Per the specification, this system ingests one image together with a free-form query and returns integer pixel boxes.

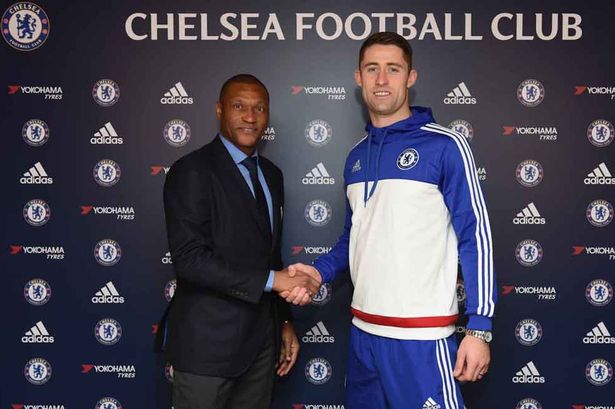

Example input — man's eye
[233,103,242,109]
[256,106,265,112]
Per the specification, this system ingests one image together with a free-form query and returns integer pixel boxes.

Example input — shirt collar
[218,133,259,165]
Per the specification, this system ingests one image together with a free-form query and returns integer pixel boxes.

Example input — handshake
[273,263,322,306]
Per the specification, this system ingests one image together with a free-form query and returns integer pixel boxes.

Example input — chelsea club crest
[397,148,419,170]
[2,2,50,51]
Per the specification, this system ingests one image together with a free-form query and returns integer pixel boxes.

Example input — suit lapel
[210,137,271,239]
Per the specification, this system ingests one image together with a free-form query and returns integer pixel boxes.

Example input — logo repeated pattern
[5,4,615,408]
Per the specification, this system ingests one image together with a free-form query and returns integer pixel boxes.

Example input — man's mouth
[373,91,391,97]
[239,127,258,133]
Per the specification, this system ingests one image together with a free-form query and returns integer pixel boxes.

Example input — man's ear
[355,69,362,88]
[215,101,222,119]
[407,69,418,88]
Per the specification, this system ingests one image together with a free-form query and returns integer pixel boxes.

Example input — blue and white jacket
[313,107,496,340]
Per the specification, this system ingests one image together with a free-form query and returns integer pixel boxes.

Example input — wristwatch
[465,329,493,343]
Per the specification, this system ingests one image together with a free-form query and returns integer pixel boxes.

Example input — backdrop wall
[2,1,614,408]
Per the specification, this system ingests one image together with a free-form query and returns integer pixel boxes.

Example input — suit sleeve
[313,195,352,284]
[163,160,268,304]
[441,137,497,331]
[273,173,292,322]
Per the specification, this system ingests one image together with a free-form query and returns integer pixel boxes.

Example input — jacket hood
[365,106,435,142]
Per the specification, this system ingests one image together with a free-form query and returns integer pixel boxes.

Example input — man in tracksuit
[284,32,496,409]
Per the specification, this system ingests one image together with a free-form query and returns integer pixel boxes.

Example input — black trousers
[172,322,276,409]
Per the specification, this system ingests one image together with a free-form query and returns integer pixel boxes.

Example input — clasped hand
[273,263,322,306]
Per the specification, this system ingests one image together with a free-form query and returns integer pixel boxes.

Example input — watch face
[467,330,492,343]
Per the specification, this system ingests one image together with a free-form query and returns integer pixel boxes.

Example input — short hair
[219,74,269,102]
[358,32,413,70]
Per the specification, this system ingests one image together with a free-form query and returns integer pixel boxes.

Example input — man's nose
[376,69,388,85]
[243,107,257,122]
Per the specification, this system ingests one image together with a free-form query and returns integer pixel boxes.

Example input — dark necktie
[241,156,272,239]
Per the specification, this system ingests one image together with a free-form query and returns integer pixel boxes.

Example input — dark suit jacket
[162,136,290,377]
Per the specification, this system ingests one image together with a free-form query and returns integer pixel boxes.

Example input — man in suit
[163,74,321,409]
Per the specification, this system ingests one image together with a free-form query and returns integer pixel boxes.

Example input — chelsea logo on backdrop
[22,119,49,146]
[92,79,120,107]
[456,280,466,305]
[515,318,543,346]
[95,397,123,409]
[305,120,332,147]
[517,79,545,107]
[587,119,614,148]
[94,239,122,266]
[95,318,123,345]
[516,160,543,187]
[515,399,542,409]
[305,357,332,385]
[311,283,332,306]
[397,148,419,170]
[585,358,613,386]
[586,279,613,307]
[2,2,50,51]
[165,362,174,382]
[24,278,51,306]
[304,200,332,227]
[586,199,613,227]
[23,199,50,226]
[164,279,177,302]
[448,119,474,142]
[163,119,191,147]
[93,159,121,187]
[515,239,543,267]
[24,357,52,385]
